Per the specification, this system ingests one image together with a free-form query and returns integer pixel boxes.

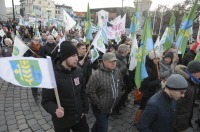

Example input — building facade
[0,0,8,21]
[55,4,72,19]
[20,0,55,19]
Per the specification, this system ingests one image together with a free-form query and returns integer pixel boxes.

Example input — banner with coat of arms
[0,57,56,89]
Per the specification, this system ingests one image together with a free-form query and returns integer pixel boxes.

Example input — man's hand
[55,107,64,118]
[79,60,84,66]
[81,113,85,118]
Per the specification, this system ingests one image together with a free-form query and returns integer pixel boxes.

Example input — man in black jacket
[77,43,92,84]
[42,35,58,61]
[42,41,89,132]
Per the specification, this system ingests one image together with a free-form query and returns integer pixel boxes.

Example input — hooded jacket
[86,63,123,114]
[175,65,197,131]
[42,61,89,128]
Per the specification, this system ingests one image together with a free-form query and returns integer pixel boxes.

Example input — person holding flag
[133,51,161,125]
[24,35,44,100]
[42,41,89,132]
[42,35,59,61]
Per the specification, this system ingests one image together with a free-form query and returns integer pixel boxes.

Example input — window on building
[48,2,50,5]
[39,1,41,4]
[58,11,60,14]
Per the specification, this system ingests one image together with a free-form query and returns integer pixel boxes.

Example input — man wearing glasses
[137,74,188,132]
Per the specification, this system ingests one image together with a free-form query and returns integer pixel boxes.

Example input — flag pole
[54,88,61,108]
[153,48,160,79]
[83,44,92,61]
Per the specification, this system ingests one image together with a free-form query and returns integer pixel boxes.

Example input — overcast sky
[6,0,185,11]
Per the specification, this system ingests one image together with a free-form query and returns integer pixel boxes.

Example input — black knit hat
[60,41,78,61]
[164,52,174,60]
[187,60,200,73]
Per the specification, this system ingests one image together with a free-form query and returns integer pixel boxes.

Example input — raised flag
[92,29,106,53]
[62,9,76,31]
[85,3,93,44]
[180,0,198,30]
[0,56,56,89]
[163,12,175,51]
[129,34,138,71]
[130,0,140,36]
[135,15,153,88]
[90,48,99,63]
[0,29,5,37]
[12,37,29,57]
[176,14,191,56]
[52,28,58,38]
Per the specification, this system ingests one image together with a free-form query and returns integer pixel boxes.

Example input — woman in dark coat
[133,51,161,125]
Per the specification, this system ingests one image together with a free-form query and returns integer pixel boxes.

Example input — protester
[42,35,59,61]
[77,43,92,84]
[114,44,130,115]
[181,41,199,66]
[86,52,123,132]
[175,60,200,131]
[159,51,174,80]
[42,41,89,132]
[133,51,161,125]
[137,74,188,132]
[24,35,44,100]
[1,38,13,57]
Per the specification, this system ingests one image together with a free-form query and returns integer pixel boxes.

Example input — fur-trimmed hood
[175,65,190,80]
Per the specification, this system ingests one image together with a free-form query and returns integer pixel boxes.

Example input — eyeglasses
[178,90,186,95]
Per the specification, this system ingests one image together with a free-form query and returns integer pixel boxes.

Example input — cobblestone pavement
[0,78,199,132]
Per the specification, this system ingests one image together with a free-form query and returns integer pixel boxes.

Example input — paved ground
[0,77,200,132]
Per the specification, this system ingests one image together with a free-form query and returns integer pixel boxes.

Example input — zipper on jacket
[110,73,117,113]
[70,74,79,122]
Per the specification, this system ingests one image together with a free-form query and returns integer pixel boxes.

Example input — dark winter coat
[137,90,176,132]
[115,52,128,79]
[175,65,197,131]
[78,56,92,84]
[41,61,89,128]
[86,63,123,114]
[181,50,196,66]
[1,46,13,57]
[140,57,161,98]
[42,42,58,61]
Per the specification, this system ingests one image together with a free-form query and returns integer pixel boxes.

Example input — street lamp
[121,0,124,16]
[12,0,15,21]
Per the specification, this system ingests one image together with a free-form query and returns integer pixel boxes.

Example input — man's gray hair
[118,44,129,54]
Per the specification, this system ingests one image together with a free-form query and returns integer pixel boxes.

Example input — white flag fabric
[153,35,161,57]
[52,28,58,38]
[58,37,66,48]
[129,34,138,71]
[92,29,106,53]
[12,36,29,57]
[0,56,56,89]
[155,27,168,55]
[63,9,76,30]
[0,29,5,37]
[90,48,99,63]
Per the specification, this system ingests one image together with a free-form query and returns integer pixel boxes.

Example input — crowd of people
[0,20,200,132]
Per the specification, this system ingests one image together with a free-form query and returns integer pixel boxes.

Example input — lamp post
[12,0,15,21]
[121,0,124,16]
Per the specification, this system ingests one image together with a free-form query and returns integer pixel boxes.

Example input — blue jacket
[137,90,176,132]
